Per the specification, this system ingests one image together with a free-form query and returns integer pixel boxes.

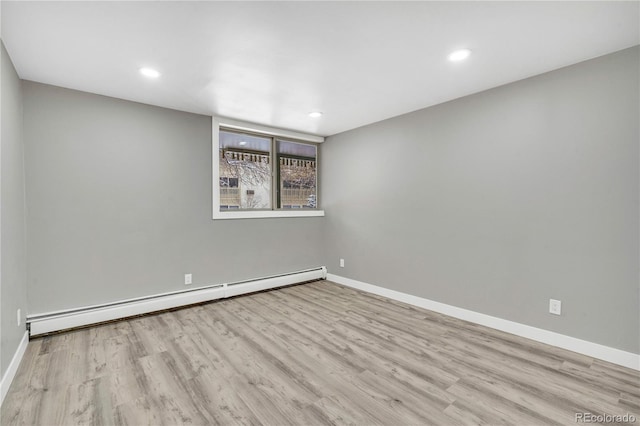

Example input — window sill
[212,210,325,220]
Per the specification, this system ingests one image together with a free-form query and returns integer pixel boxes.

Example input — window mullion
[272,137,279,210]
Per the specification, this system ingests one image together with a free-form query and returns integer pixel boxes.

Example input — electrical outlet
[184,273,192,285]
[549,299,562,315]
[340,258,345,268]
[17,309,21,326]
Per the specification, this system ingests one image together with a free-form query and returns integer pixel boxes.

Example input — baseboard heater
[27,266,327,337]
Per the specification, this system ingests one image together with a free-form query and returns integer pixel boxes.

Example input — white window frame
[212,116,325,220]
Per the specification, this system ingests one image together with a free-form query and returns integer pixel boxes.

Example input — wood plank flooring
[2,280,639,425]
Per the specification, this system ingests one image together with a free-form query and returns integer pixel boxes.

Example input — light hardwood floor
[2,280,639,425]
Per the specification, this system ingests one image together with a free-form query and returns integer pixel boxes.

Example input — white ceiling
[2,1,638,137]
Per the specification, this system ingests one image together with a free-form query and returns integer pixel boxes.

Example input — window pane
[219,130,272,210]
[277,140,317,209]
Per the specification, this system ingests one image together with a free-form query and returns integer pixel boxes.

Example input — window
[219,130,272,209]
[215,124,322,219]
[278,140,317,209]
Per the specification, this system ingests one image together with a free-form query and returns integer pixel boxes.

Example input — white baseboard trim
[28,267,327,336]
[327,273,640,371]
[1,331,29,405]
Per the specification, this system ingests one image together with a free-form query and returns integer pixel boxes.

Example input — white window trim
[212,116,325,220]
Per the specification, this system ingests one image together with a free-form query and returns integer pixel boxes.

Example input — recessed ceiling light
[448,49,471,62]
[239,141,247,146]
[309,111,323,118]
[139,67,161,78]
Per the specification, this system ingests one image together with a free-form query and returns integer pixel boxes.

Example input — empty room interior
[1,1,639,425]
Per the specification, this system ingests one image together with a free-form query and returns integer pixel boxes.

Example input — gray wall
[23,82,324,314]
[1,41,27,377]
[321,47,639,354]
